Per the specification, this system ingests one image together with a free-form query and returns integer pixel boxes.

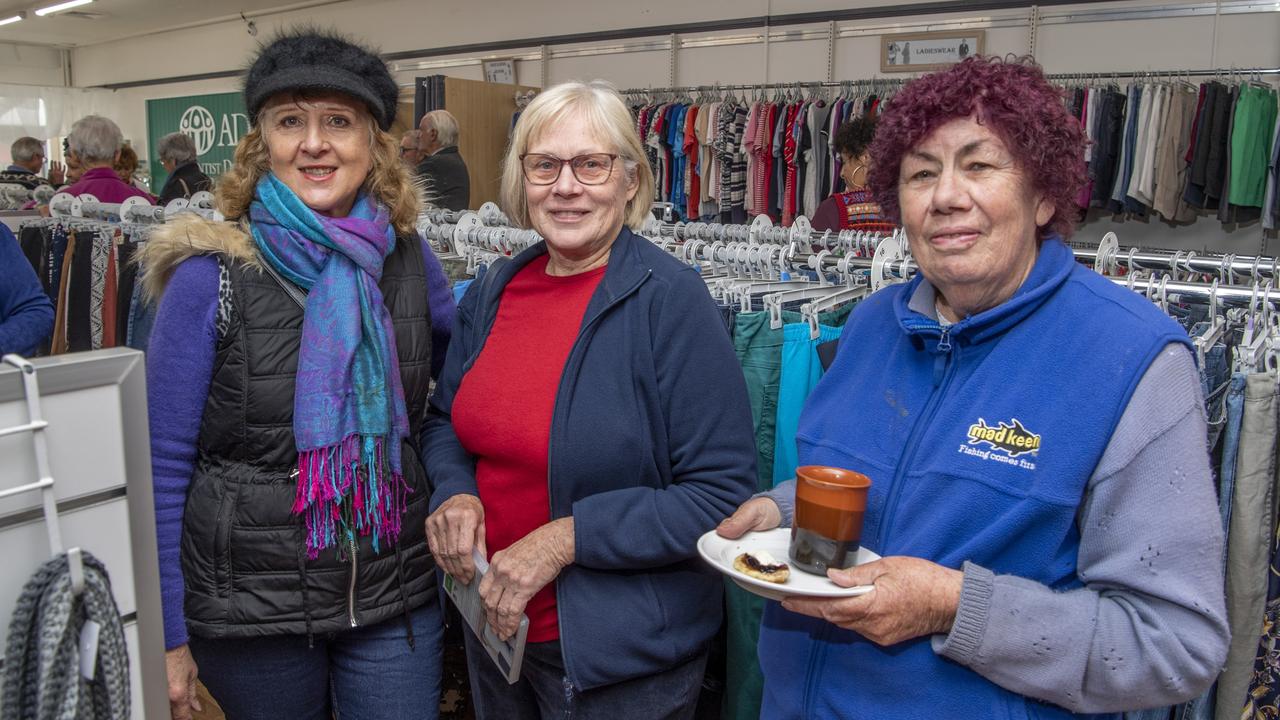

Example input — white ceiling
[0,0,350,48]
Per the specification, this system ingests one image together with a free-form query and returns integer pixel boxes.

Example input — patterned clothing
[89,232,108,350]
[810,188,897,233]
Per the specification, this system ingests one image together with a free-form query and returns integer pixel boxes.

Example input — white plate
[697,528,879,602]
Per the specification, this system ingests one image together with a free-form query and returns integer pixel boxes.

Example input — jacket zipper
[547,269,652,687]
[800,325,956,718]
[800,625,831,717]
[876,324,956,548]
[347,532,360,628]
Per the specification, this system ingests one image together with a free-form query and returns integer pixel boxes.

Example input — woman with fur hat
[140,29,453,720]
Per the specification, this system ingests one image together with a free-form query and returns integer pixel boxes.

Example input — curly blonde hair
[217,98,420,236]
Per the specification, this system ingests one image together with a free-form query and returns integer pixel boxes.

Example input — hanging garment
[89,230,108,350]
[66,230,93,353]
[1242,462,1280,717]
[1263,111,1280,231]
[769,102,785,221]
[808,101,834,216]
[1216,372,1279,720]
[49,232,75,356]
[1218,85,1245,224]
[1090,90,1127,208]
[0,551,130,720]
[1204,84,1233,206]
[723,582,766,720]
[720,103,748,221]
[781,103,800,226]
[1185,82,1223,209]
[1075,87,1093,209]
[684,104,701,220]
[772,321,843,486]
[115,241,138,347]
[1228,85,1278,208]
[1152,84,1199,223]
[102,236,118,349]
[742,103,760,215]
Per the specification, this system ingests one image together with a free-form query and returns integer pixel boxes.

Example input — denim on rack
[125,278,157,352]
[715,302,737,335]
[1125,704,1172,720]
[1189,322,1230,451]
[1167,302,1209,333]
[1219,373,1249,533]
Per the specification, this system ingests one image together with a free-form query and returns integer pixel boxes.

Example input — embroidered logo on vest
[959,418,1041,470]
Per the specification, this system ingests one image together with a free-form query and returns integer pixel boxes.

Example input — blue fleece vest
[758,238,1190,720]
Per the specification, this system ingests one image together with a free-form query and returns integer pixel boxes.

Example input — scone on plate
[734,549,790,584]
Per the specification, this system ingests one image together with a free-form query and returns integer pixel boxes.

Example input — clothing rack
[419,201,509,229]
[46,191,221,225]
[422,213,1280,308]
[619,67,1280,96]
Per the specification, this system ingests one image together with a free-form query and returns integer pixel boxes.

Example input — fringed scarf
[249,174,411,560]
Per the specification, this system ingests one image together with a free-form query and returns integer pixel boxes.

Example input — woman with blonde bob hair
[138,28,454,720]
[423,80,755,718]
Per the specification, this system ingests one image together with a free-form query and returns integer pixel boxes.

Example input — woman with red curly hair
[718,56,1228,718]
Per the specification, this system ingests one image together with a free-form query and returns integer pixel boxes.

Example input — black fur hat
[244,28,398,130]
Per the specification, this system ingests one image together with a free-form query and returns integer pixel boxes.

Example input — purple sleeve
[421,238,455,379]
[146,256,219,650]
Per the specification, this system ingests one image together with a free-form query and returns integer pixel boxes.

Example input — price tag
[79,620,101,680]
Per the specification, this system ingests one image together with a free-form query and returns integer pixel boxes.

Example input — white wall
[63,0,1280,251]
[0,42,63,86]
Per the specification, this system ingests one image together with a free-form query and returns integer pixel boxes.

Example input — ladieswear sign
[146,92,250,192]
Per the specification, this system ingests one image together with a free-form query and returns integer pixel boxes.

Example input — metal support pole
[826,20,837,83]
[669,33,679,87]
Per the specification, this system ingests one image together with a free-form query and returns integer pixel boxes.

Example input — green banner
[145,92,249,194]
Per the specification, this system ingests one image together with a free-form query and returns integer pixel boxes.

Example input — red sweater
[450,254,606,642]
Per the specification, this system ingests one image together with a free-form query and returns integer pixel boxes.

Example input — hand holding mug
[790,466,870,575]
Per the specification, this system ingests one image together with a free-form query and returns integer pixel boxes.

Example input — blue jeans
[190,598,443,720]
[1218,373,1248,535]
[463,625,707,720]
[1188,323,1229,451]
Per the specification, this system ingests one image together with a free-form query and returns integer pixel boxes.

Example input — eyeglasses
[520,153,617,186]
[399,147,416,156]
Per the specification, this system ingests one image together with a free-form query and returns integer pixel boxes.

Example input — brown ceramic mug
[789,466,872,575]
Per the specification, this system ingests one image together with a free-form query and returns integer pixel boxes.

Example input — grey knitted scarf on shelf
[1,551,130,720]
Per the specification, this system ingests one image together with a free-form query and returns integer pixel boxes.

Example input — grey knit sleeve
[757,479,796,527]
[933,343,1230,713]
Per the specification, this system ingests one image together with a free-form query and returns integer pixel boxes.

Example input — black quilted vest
[181,233,435,639]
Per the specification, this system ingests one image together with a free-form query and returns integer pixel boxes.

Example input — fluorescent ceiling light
[0,14,22,25]
[34,0,92,17]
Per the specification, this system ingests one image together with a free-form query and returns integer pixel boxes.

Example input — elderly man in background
[62,115,154,203]
[155,132,212,206]
[416,109,470,210]
[400,129,423,169]
[1,136,64,190]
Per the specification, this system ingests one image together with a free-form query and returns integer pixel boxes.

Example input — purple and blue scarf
[249,173,410,559]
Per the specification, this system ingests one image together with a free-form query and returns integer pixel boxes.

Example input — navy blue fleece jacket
[0,224,54,356]
[421,227,757,691]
